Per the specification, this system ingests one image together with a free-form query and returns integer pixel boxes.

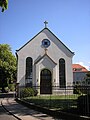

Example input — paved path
[0,99,17,120]
[2,98,59,120]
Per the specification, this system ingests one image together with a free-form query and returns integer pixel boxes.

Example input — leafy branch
[0,0,8,12]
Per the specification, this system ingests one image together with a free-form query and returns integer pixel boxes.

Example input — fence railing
[16,85,90,117]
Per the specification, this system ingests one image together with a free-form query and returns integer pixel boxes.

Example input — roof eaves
[46,28,74,55]
[16,27,74,55]
[16,28,46,52]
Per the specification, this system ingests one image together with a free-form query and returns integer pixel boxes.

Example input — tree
[0,44,16,92]
[0,0,8,12]
[86,71,90,77]
[86,71,90,85]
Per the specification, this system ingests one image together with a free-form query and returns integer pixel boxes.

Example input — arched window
[25,57,33,86]
[59,58,66,88]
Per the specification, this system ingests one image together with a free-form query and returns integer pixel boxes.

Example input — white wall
[17,28,74,87]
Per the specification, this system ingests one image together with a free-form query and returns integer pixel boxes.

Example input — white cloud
[75,62,89,70]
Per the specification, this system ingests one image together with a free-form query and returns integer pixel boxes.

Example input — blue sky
[0,0,90,69]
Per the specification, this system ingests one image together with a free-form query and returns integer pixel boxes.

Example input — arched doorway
[40,69,52,94]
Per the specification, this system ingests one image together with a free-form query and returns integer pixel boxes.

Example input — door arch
[40,69,52,94]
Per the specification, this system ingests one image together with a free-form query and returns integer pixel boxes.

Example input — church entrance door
[40,69,52,94]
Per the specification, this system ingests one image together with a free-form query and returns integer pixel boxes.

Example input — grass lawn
[23,94,80,110]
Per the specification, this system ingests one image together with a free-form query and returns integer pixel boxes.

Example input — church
[16,22,74,95]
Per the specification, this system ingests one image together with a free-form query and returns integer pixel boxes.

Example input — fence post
[86,87,90,116]
[15,83,19,98]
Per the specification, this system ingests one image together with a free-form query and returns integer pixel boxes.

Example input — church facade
[16,26,74,95]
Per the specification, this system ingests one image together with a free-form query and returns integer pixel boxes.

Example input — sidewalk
[2,98,56,120]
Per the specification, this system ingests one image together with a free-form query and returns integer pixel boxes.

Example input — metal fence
[16,85,90,117]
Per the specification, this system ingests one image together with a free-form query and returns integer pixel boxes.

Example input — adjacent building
[72,64,88,85]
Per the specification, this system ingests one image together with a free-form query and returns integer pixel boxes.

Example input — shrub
[4,87,9,92]
[8,84,15,91]
[20,87,38,98]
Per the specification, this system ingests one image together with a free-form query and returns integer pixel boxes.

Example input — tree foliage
[86,71,90,77]
[0,44,16,92]
[0,0,8,12]
[86,71,90,85]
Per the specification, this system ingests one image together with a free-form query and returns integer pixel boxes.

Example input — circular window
[42,39,50,48]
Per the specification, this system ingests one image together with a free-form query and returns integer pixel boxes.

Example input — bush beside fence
[16,85,90,117]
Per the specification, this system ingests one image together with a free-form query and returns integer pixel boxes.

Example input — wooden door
[40,69,52,94]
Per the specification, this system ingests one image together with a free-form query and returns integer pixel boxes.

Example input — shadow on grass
[17,98,90,120]
[23,98,77,112]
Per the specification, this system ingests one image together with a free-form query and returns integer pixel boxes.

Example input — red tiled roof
[72,64,88,72]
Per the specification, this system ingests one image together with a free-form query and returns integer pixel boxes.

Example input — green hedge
[20,87,38,98]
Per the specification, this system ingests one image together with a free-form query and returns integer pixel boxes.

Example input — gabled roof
[72,64,88,72]
[34,53,57,65]
[16,27,74,55]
